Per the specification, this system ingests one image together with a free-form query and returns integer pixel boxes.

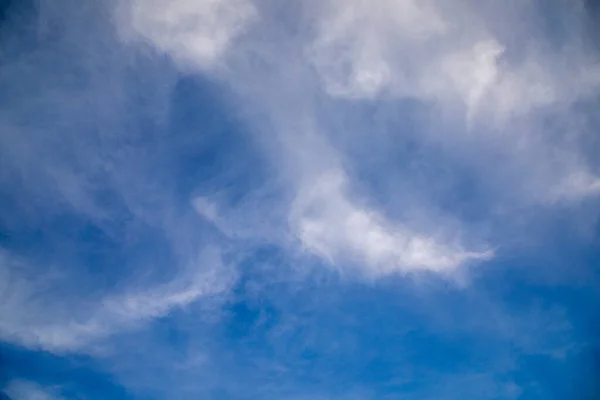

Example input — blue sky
[1,0,600,399]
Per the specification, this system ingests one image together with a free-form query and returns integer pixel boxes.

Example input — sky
[0,0,600,399]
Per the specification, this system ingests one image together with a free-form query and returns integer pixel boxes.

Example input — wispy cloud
[307,0,600,116]
[0,0,599,398]
[117,0,257,71]
[290,169,491,276]
[0,0,237,354]
[3,380,63,400]
[0,248,232,352]
[123,0,600,277]
[305,0,600,207]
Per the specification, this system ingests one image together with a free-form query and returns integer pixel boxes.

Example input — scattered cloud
[303,0,600,207]
[0,0,599,399]
[117,0,257,70]
[0,248,232,353]
[3,380,63,400]
[290,168,491,276]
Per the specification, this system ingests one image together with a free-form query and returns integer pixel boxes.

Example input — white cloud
[552,170,600,201]
[290,169,491,276]
[0,248,232,353]
[432,39,506,124]
[117,0,257,70]
[45,0,598,280]
[3,380,63,400]
[307,0,446,100]
[0,2,597,398]
[303,0,600,207]
[306,0,600,119]
[2,0,599,342]
[0,1,241,354]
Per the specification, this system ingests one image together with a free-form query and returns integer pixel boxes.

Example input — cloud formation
[155,0,598,277]
[304,0,600,206]
[118,0,257,70]
[0,248,231,352]
[290,169,491,275]
[0,0,597,357]
[0,0,599,398]
[2,380,62,400]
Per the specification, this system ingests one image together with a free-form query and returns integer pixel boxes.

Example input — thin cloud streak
[0,249,232,353]
[3,380,63,400]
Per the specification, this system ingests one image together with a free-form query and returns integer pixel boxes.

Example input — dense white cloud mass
[0,249,231,352]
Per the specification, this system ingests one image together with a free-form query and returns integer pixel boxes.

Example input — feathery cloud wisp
[1,1,599,398]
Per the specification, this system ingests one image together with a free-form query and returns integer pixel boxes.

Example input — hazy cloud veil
[1,0,599,399]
